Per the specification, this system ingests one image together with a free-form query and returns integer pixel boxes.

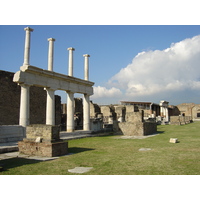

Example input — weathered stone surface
[26,124,60,142]
[118,111,157,136]
[68,167,93,174]
[169,138,179,143]
[18,140,68,157]
[170,116,192,125]
[139,148,152,151]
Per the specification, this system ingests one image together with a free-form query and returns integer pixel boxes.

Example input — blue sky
[1,25,200,105]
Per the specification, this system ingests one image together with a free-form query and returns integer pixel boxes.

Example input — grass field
[0,121,200,175]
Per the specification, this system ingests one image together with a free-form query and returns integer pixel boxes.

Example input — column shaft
[23,27,33,66]
[46,88,55,125]
[165,107,169,122]
[83,94,90,131]
[67,47,75,76]
[48,38,55,71]
[19,84,30,127]
[83,54,90,81]
[67,91,74,132]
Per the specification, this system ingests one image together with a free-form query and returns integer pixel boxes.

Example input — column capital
[18,83,31,87]
[48,38,56,42]
[83,54,90,57]
[24,27,34,32]
[67,47,75,51]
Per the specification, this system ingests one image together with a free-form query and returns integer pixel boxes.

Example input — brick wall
[0,70,61,125]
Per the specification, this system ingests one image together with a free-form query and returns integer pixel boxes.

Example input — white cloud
[92,35,200,105]
[92,86,122,99]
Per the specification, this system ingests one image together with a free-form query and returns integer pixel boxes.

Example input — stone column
[45,88,55,125]
[165,107,169,122]
[67,91,74,132]
[83,94,90,131]
[160,106,164,117]
[67,47,75,76]
[47,38,55,71]
[19,84,30,127]
[23,27,34,66]
[83,54,90,81]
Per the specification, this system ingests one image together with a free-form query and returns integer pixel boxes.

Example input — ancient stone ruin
[1,27,200,156]
[18,124,68,157]
[12,27,94,157]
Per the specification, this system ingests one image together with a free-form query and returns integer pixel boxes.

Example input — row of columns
[160,100,169,122]
[19,27,91,132]
[160,106,169,122]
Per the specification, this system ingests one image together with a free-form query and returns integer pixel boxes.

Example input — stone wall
[170,116,192,125]
[0,70,61,125]
[118,110,157,136]
[90,101,101,118]
[0,70,21,125]
[18,124,68,157]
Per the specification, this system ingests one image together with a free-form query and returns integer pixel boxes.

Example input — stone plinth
[26,124,60,142]
[18,140,68,157]
[118,111,157,136]
[18,124,68,157]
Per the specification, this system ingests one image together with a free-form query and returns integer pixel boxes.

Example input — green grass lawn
[1,122,200,175]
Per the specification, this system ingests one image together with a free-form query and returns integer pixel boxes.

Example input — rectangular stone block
[169,138,179,143]
[18,140,68,157]
[26,124,60,142]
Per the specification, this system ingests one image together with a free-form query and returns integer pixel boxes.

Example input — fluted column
[83,54,90,81]
[47,38,55,71]
[67,91,74,132]
[83,94,90,131]
[45,88,55,125]
[67,47,75,76]
[23,27,34,66]
[19,84,30,127]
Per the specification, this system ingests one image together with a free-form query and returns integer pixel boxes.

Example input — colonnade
[18,27,92,132]
[160,100,169,122]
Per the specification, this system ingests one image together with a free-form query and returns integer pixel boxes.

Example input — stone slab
[0,151,59,161]
[139,148,152,151]
[114,133,158,140]
[68,167,93,174]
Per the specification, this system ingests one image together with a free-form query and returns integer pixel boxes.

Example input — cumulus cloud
[92,35,200,104]
[92,86,122,99]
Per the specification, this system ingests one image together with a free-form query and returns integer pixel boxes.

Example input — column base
[67,128,74,132]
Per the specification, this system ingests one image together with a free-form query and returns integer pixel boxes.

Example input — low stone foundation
[117,111,157,136]
[118,121,157,136]
[170,116,192,125]
[18,124,68,157]
[0,125,25,143]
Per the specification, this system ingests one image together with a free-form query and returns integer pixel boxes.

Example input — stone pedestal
[18,124,68,157]
[18,141,68,157]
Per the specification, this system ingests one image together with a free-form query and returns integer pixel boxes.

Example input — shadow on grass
[0,157,42,172]
[156,131,165,134]
[68,147,95,154]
